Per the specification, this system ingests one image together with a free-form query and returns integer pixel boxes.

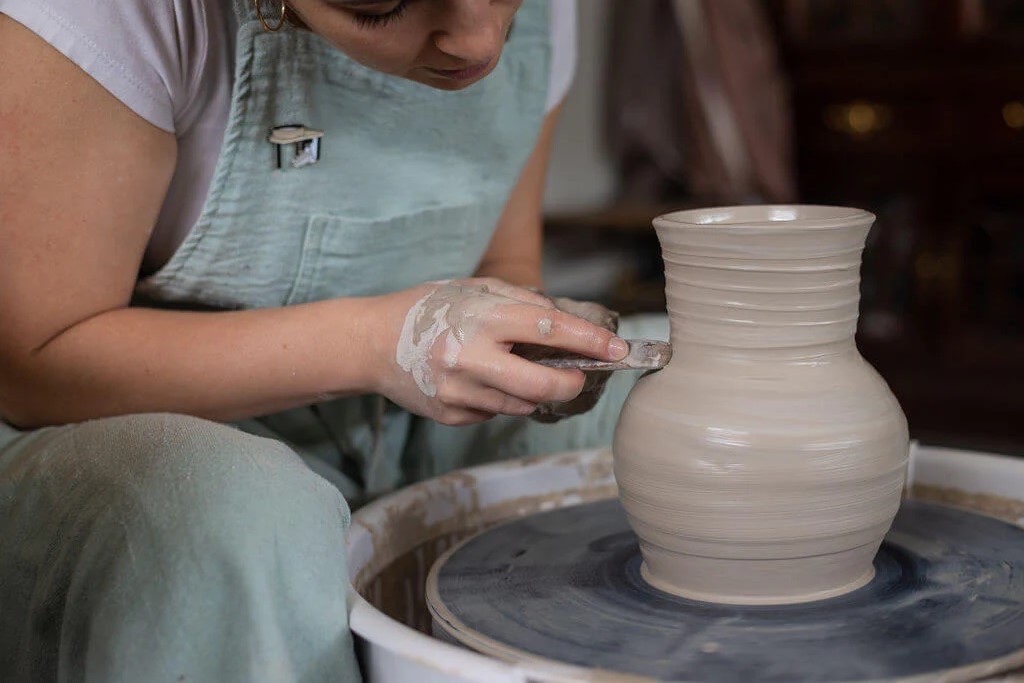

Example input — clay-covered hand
[371,279,629,426]
[511,297,620,423]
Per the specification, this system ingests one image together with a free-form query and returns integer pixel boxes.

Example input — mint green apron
[0,2,667,680]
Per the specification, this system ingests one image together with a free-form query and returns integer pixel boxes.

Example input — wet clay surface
[429,498,1024,682]
[614,206,909,603]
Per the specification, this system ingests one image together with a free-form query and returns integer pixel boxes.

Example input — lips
[425,59,493,83]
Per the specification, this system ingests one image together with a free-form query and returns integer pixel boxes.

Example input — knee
[66,413,350,544]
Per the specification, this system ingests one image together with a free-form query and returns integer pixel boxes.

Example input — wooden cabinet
[543,2,1023,452]
[767,0,1024,453]
[547,1,1024,454]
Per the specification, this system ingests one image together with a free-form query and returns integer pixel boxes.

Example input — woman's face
[286,0,524,90]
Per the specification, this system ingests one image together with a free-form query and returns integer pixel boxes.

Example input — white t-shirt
[0,0,577,273]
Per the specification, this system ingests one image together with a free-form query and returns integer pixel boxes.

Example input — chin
[422,78,477,91]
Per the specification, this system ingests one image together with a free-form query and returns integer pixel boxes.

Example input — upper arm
[0,15,176,360]
[478,3,576,285]
[545,0,577,113]
[475,104,564,288]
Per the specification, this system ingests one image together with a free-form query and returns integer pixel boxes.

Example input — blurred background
[542,0,1024,456]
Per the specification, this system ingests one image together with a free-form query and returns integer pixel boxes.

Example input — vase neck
[657,215,871,360]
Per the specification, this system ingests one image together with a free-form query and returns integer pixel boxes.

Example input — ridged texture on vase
[613,205,909,605]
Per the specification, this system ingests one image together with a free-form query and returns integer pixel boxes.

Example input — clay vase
[613,205,909,605]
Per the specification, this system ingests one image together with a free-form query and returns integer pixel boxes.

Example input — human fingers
[430,403,495,426]
[485,304,629,361]
[434,374,538,416]
[455,347,586,404]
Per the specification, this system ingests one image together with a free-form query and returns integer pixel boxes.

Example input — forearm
[474,256,543,290]
[1,298,384,429]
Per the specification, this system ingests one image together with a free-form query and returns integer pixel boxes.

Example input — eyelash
[352,0,409,29]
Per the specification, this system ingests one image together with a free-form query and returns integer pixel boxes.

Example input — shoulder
[0,0,228,132]
[546,0,577,111]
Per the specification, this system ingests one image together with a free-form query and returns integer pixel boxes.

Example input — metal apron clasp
[268,124,324,169]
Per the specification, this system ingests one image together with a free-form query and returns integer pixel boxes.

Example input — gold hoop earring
[254,0,287,32]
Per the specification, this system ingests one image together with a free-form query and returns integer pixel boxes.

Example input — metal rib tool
[522,339,672,372]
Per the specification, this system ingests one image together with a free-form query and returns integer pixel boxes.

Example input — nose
[431,0,505,64]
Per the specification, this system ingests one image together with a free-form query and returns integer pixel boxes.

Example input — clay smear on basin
[912,484,1024,525]
[614,205,909,605]
[352,452,616,629]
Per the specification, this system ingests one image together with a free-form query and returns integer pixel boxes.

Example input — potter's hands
[513,297,620,423]
[372,279,629,426]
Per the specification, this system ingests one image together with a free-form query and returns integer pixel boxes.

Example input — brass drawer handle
[915,251,959,289]
[1003,101,1024,130]
[824,101,893,137]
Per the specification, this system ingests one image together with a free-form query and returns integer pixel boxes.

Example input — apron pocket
[285,204,492,304]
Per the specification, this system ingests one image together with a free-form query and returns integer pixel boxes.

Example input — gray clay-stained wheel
[427,499,1024,682]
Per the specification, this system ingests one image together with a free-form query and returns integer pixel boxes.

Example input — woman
[0,1,665,680]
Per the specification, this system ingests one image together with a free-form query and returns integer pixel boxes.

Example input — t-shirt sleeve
[546,0,577,112]
[0,0,203,133]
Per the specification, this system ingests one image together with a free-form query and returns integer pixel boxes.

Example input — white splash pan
[346,445,1024,683]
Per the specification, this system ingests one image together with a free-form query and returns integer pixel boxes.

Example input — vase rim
[655,205,875,230]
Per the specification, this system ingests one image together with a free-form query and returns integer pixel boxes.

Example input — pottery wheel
[427,499,1024,682]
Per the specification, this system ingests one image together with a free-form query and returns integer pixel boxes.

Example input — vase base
[638,561,872,602]
[638,552,876,605]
